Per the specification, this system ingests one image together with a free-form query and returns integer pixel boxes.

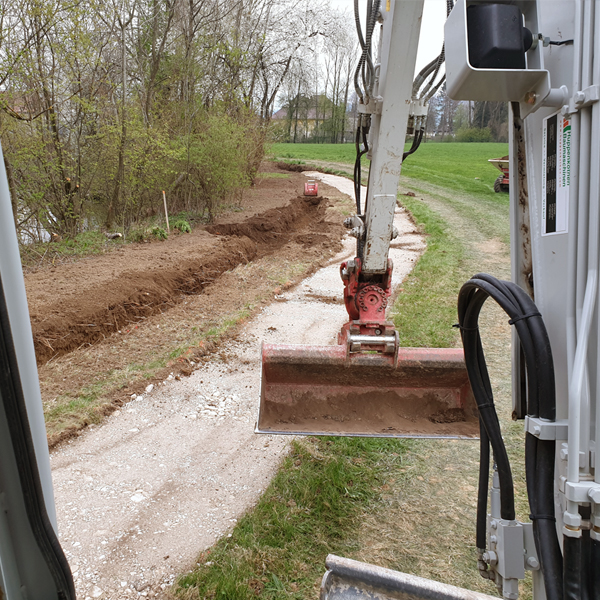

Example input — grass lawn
[270,142,508,200]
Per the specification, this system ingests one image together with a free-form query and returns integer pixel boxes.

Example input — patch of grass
[45,382,107,428]
[392,196,468,349]
[400,142,508,198]
[270,143,360,164]
[174,436,409,599]
[403,179,510,246]
[266,261,306,286]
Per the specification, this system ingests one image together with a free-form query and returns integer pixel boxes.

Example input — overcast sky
[329,0,448,75]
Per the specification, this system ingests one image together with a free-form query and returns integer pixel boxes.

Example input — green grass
[176,436,408,599]
[270,142,508,200]
[270,143,360,164]
[392,196,468,349]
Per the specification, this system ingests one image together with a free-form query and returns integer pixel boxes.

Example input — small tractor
[489,155,510,193]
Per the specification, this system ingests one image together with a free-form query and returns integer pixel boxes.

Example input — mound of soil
[25,168,342,366]
[205,195,323,243]
[277,161,309,172]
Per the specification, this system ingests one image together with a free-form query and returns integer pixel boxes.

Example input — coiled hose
[457,274,563,600]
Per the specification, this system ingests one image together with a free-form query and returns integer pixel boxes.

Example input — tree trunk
[3,155,18,226]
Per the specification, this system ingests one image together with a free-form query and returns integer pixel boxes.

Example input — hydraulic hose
[353,118,370,258]
[458,283,515,522]
[353,0,380,100]
[354,0,366,51]
[402,127,424,162]
[420,47,445,99]
[591,539,600,600]
[457,274,563,600]
[564,535,583,600]
[424,74,446,103]
[412,54,441,97]
[476,420,490,551]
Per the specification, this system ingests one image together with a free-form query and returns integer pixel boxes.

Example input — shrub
[151,226,168,240]
[455,127,493,143]
[172,219,191,233]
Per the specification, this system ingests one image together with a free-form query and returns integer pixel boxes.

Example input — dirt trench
[27,193,333,366]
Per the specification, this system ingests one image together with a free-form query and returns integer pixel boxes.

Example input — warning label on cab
[542,112,570,235]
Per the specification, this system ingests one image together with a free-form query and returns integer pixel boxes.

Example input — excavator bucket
[256,342,478,439]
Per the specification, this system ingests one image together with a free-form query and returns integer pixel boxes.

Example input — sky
[329,0,448,75]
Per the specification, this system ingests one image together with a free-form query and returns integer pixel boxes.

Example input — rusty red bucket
[256,343,478,438]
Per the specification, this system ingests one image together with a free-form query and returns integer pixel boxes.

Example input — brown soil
[28,164,352,445]
[28,191,330,366]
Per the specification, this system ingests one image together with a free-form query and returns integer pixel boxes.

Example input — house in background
[272,94,357,143]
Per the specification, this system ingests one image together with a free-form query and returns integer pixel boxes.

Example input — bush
[455,127,493,143]
[172,219,191,233]
[151,226,168,240]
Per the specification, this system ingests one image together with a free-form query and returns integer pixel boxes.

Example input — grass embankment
[173,142,524,599]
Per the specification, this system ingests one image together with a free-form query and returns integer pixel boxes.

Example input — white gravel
[49,174,424,599]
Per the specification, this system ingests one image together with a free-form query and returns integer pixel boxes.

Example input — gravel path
[50,174,424,599]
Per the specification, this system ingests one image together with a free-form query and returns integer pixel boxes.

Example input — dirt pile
[27,186,336,366]
[206,195,323,243]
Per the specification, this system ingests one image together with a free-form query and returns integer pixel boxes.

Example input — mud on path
[32,165,349,445]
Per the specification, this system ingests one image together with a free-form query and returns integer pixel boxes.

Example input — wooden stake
[162,190,170,233]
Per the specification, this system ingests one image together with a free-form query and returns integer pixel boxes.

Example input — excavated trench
[29,195,335,365]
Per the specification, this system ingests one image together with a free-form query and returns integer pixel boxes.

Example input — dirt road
[48,172,424,599]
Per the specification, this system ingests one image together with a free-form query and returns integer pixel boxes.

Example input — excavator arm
[256,0,478,439]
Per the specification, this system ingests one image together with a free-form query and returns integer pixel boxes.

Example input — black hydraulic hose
[403,128,424,162]
[476,419,490,550]
[536,439,563,600]
[363,0,379,95]
[581,520,591,600]
[504,280,556,419]
[354,127,363,214]
[459,285,515,521]
[591,538,600,600]
[353,120,369,259]
[420,46,445,99]
[353,0,365,99]
[413,54,441,97]
[424,74,446,103]
[354,0,380,100]
[463,273,555,419]
[564,535,583,600]
[353,121,369,214]
[458,274,563,600]
[354,0,365,50]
